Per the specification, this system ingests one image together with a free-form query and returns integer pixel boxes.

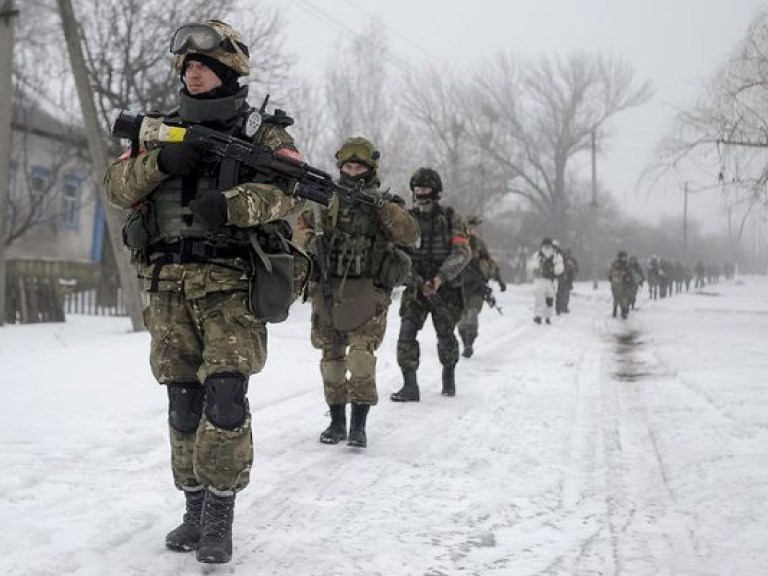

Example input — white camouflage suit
[527,246,564,322]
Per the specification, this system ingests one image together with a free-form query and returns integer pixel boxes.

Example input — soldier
[457,215,506,358]
[103,20,307,564]
[390,168,471,401]
[609,251,638,319]
[555,243,578,315]
[527,238,564,324]
[294,137,419,448]
[628,255,645,310]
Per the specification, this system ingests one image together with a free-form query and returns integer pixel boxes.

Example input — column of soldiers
[102,18,514,565]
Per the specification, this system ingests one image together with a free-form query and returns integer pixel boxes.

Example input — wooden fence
[4,259,128,324]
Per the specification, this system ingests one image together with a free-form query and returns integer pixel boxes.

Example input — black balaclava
[181,53,241,99]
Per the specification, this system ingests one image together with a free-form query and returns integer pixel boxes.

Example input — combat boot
[391,368,420,402]
[347,404,370,448]
[165,486,205,552]
[441,364,456,397]
[319,404,347,444]
[196,489,235,564]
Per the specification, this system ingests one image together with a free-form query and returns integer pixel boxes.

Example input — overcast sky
[264,0,766,235]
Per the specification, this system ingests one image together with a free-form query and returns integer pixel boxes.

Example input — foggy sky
[264,0,766,235]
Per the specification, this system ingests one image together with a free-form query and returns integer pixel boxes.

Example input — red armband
[451,235,469,245]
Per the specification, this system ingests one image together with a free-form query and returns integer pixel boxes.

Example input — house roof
[12,97,88,147]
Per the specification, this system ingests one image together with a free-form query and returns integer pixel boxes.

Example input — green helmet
[171,20,250,77]
[335,137,380,171]
[409,167,442,195]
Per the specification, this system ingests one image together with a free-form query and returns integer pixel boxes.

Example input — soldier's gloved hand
[157,141,204,176]
[499,280,507,292]
[190,191,228,227]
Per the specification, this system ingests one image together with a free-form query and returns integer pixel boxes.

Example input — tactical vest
[541,254,556,279]
[148,174,250,248]
[411,205,455,279]
[325,188,390,279]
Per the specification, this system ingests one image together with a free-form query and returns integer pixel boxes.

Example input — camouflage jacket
[103,101,303,298]
[294,182,419,283]
[464,233,503,294]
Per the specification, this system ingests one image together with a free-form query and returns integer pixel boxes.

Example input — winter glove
[498,280,507,292]
[189,191,228,228]
[157,141,205,176]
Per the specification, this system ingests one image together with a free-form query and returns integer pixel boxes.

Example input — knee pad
[204,373,249,430]
[545,297,554,307]
[398,318,418,342]
[167,383,204,434]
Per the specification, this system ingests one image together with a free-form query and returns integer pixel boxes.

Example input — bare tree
[651,11,768,244]
[469,51,651,237]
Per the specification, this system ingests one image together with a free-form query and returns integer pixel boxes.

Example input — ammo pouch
[248,221,310,323]
[122,200,158,250]
[377,245,412,288]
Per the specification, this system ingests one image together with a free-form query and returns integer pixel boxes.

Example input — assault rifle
[312,205,335,320]
[111,109,335,207]
[483,285,503,315]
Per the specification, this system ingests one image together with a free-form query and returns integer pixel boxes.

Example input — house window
[61,172,83,230]
[29,165,51,221]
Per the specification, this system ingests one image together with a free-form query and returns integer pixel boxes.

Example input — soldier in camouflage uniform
[103,21,305,564]
[609,251,638,319]
[391,168,471,401]
[457,216,506,358]
[294,138,419,448]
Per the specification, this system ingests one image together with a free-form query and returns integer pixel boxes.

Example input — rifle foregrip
[292,182,334,207]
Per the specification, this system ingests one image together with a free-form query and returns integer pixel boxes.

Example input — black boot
[347,404,370,448]
[319,404,347,444]
[165,487,205,552]
[196,490,235,564]
[391,369,420,402]
[442,365,456,396]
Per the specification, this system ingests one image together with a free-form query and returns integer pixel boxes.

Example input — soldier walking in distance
[554,243,578,315]
[104,20,307,564]
[527,238,564,324]
[294,138,419,448]
[609,251,639,319]
[457,216,506,358]
[391,168,471,401]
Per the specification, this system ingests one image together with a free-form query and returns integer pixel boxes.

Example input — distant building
[7,98,105,264]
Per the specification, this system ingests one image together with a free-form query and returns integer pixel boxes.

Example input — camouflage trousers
[310,287,392,405]
[457,292,484,347]
[397,285,464,369]
[144,289,267,493]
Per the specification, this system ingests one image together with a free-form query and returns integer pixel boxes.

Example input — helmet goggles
[336,142,379,168]
[170,23,249,57]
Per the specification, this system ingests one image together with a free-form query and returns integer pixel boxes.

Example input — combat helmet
[409,167,443,197]
[170,20,250,77]
[335,137,380,171]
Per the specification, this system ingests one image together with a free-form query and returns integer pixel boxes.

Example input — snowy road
[1,279,767,575]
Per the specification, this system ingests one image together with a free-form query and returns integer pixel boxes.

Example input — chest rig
[411,205,454,278]
[325,190,388,280]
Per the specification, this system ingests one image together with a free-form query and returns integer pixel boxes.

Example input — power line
[338,0,441,64]
[291,0,415,75]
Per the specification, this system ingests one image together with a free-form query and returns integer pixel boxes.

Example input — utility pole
[683,181,689,254]
[590,129,598,290]
[0,0,19,327]
[58,0,144,331]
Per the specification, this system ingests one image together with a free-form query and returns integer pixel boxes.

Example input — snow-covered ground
[1,277,767,576]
